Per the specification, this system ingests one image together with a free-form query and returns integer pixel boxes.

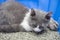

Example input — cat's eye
[32,24,37,28]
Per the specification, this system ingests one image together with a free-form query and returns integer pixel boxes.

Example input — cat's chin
[33,29,45,34]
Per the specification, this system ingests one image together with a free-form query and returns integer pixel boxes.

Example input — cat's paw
[47,18,59,31]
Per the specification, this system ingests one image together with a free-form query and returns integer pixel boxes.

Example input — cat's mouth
[32,25,45,34]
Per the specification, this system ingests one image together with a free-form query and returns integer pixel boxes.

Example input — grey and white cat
[0,0,58,34]
[20,8,58,34]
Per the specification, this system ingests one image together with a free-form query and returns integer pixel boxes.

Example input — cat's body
[0,0,58,33]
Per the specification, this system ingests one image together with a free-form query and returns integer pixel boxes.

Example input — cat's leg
[47,18,59,31]
[0,24,26,33]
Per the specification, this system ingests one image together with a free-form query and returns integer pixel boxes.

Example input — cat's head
[29,8,52,34]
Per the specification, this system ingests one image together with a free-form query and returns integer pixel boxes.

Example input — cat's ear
[45,11,52,20]
[30,8,36,16]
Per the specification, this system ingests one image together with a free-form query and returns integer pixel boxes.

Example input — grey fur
[0,0,28,32]
[0,0,58,33]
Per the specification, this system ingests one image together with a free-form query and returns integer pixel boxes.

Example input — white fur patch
[20,9,32,31]
[33,25,42,32]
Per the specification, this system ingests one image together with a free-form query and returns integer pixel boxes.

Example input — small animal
[0,0,58,34]
[20,8,58,34]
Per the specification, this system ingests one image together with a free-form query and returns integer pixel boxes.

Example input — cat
[20,8,58,34]
[0,0,58,34]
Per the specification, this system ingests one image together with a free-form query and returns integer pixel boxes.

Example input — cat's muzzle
[33,25,45,34]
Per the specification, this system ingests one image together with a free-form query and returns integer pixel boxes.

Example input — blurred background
[0,0,60,32]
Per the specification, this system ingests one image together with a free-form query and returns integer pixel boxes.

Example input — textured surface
[0,30,60,40]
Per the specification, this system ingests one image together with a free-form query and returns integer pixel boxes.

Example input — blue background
[0,0,60,32]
